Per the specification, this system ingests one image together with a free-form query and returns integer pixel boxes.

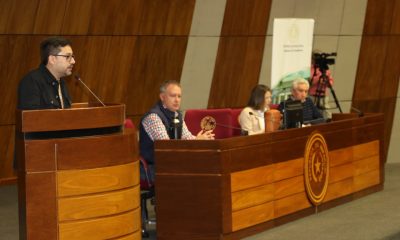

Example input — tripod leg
[328,86,342,113]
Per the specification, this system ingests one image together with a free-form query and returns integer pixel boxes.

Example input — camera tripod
[311,63,343,114]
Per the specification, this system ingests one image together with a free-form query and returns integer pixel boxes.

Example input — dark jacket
[17,64,72,110]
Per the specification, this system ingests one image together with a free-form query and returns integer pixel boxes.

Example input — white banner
[271,18,314,103]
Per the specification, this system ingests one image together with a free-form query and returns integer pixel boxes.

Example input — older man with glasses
[17,36,75,110]
[278,78,323,126]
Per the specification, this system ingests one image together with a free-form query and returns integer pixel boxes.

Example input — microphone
[74,74,106,107]
[215,122,243,131]
[351,106,364,117]
[172,112,180,139]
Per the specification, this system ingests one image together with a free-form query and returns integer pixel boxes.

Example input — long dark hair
[247,84,271,110]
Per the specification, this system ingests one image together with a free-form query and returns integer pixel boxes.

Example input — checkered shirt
[142,113,196,141]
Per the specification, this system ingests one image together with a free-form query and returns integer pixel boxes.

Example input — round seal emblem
[200,116,216,131]
[304,131,329,206]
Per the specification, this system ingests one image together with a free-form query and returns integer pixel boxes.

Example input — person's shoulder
[305,97,314,104]
[142,113,161,123]
[19,67,42,84]
[240,106,254,114]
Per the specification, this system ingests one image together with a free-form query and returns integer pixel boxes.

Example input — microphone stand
[74,74,106,107]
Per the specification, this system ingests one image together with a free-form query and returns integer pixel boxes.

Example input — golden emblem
[200,116,216,131]
[304,131,329,206]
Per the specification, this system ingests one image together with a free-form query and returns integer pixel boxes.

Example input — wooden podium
[16,103,141,240]
[155,113,384,239]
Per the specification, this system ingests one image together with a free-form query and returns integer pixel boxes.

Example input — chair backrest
[124,119,153,189]
[124,118,135,129]
[230,108,243,136]
[184,108,235,139]
[270,104,279,110]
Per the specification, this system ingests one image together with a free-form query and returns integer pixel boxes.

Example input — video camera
[313,52,337,70]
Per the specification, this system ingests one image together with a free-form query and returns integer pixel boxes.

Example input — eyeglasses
[53,54,75,61]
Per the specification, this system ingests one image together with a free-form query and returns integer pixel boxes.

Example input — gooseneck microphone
[172,112,180,139]
[351,106,364,117]
[74,74,106,107]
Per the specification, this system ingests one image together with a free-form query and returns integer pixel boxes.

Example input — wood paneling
[324,178,354,202]
[363,0,396,35]
[57,162,138,197]
[231,165,274,192]
[0,36,43,125]
[208,37,267,108]
[351,99,395,162]
[0,0,39,34]
[354,155,380,176]
[118,231,141,240]
[156,174,229,236]
[87,0,143,35]
[127,36,189,116]
[329,163,354,184]
[25,140,56,172]
[329,146,353,167]
[353,169,380,192]
[138,0,195,35]
[155,114,384,239]
[274,192,311,218]
[355,36,400,101]
[381,36,400,97]
[354,0,400,162]
[59,209,140,240]
[61,0,93,35]
[208,0,272,109]
[19,105,124,133]
[58,186,139,221]
[391,0,400,34]
[65,36,137,104]
[354,36,389,101]
[353,140,379,161]
[231,184,274,211]
[274,175,304,199]
[25,172,57,239]
[273,158,303,181]
[232,201,274,231]
[221,0,271,35]
[0,125,16,184]
[0,0,196,183]
[57,132,136,170]
[33,0,68,34]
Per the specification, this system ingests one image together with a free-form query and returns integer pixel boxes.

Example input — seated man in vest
[139,80,215,181]
[278,78,323,126]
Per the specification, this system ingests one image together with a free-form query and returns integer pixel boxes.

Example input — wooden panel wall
[2,0,398,183]
[208,0,272,108]
[0,0,195,184]
[353,0,400,161]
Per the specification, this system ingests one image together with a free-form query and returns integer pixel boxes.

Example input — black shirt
[17,64,72,110]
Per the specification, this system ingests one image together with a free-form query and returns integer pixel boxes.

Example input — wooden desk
[16,103,141,240]
[155,113,384,239]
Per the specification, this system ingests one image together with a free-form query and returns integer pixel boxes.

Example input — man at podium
[17,36,74,110]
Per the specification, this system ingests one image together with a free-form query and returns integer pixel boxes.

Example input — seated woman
[239,84,272,135]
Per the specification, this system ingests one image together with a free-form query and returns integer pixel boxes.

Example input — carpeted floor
[1,163,399,240]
